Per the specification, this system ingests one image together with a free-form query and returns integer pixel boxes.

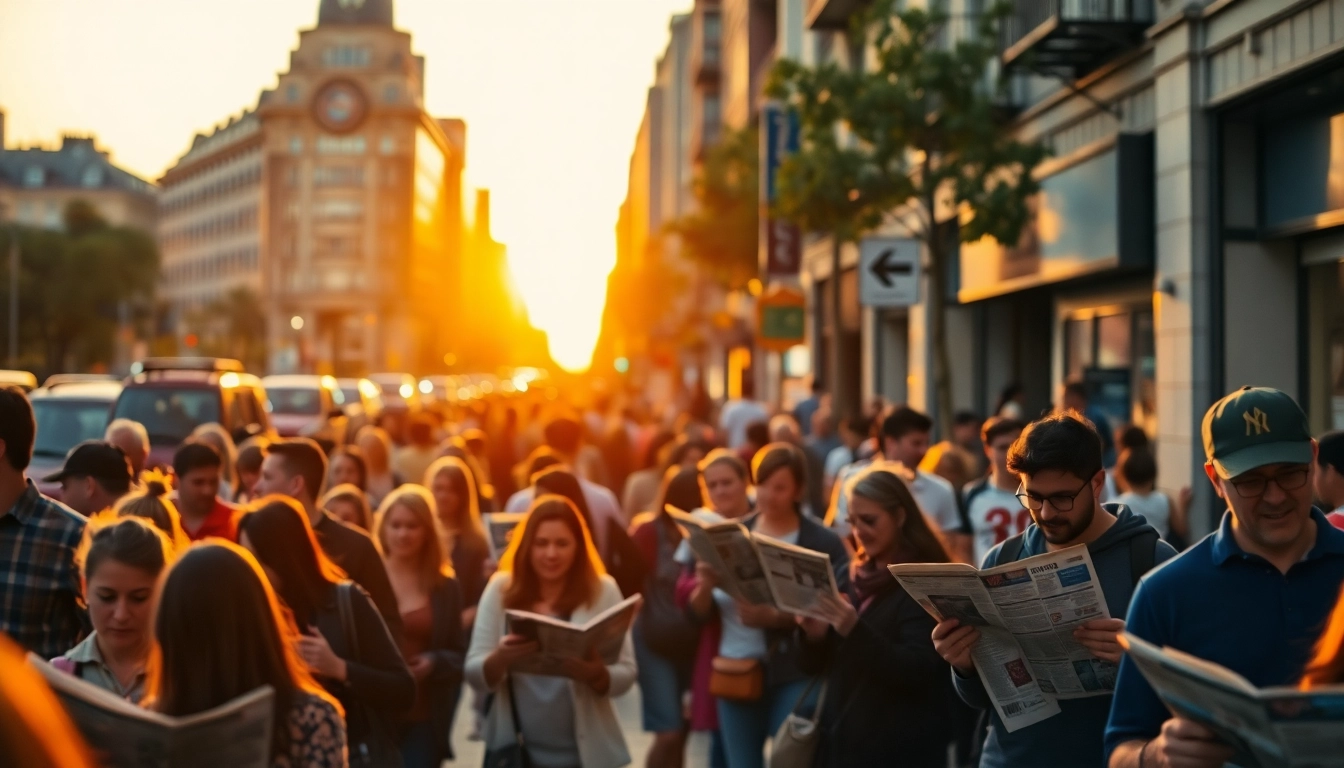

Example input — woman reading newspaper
[796,466,959,767]
[687,443,849,768]
[149,541,346,767]
[465,495,637,768]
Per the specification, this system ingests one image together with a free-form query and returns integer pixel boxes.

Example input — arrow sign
[859,238,920,307]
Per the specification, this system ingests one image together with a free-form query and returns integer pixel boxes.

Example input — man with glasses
[932,411,1175,767]
[1106,387,1344,768]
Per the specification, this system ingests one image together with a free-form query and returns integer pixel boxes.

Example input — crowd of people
[2,375,1344,768]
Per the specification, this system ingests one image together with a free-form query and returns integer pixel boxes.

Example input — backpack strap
[996,532,1027,565]
[962,477,991,508]
[1128,529,1160,589]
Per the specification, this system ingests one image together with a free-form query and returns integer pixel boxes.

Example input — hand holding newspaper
[1119,633,1344,768]
[889,544,1115,732]
[29,654,275,768]
[505,593,641,678]
[667,506,843,622]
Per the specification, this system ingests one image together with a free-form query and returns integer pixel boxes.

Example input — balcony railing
[1001,0,1153,80]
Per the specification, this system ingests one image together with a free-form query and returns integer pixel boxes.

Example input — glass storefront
[1307,261,1344,433]
[1061,305,1157,438]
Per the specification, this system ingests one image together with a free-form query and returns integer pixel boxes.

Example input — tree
[200,286,267,371]
[666,126,760,292]
[767,0,1048,429]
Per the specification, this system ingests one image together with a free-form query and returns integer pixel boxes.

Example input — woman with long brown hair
[425,456,491,626]
[466,495,637,768]
[374,485,465,768]
[796,464,958,766]
[148,541,345,767]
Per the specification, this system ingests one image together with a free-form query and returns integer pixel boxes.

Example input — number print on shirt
[985,507,1032,545]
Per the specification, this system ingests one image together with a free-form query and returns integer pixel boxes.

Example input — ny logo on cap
[1244,408,1271,436]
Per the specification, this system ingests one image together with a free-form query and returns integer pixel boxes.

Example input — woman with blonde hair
[188,423,239,501]
[321,483,373,532]
[425,456,491,625]
[356,426,399,506]
[114,477,191,552]
[467,495,637,768]
[374,485,466,767]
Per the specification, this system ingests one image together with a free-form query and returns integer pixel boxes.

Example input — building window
[82,166,103,188]
[43,202,61,229]
[380,136,395,155]
[314,165,365,186]
[286,84,300,103]
[290,136,304,155]
[315,198,363,219]
[383,84,398,104]
[323,46,371,68]
[316,135,366,155]
[24,166,43,188]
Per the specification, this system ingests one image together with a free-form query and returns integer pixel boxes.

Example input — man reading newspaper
[932,413,1174,768]
[1106,388,1344,768]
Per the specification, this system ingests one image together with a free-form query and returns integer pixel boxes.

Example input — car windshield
[339,387,361,405]
[32,400,113,458]
[112,388,220,444]
[268,387,321,415]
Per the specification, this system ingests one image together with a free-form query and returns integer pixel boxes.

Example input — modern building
[0,109,157,232]
[158,0,466,377]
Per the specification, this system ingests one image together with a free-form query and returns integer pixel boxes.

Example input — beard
[1036,502,1096,545]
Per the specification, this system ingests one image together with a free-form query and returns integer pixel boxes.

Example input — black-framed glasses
[1228,468,1310,499]
[1016,480,1091,512]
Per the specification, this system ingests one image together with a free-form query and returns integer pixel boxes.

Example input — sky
[0,0,692,372]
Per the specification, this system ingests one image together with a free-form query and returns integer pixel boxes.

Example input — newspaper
[505,593,641,678]
[1120,633,1344,768]
[30,654,274,768]
[483,512,526,561]
[889,544,1114,732]
[668,507,843,621]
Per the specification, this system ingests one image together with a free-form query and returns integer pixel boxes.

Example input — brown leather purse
[710,657,764,702]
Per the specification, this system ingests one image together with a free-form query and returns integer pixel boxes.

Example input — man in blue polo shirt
[1106,387,1344,768]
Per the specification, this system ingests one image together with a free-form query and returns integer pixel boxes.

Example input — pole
[829,235,843,414]
[7,227,16,368]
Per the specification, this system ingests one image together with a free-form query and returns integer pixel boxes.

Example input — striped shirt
[0,480,87,658]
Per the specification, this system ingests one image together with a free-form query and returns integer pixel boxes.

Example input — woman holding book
[374,485,466,768]
[149,541,346,767]
[796,465,957,767]
[238,495,415,764]
[54,516,172,704]
[466,495,637,768]
[425,456,491,628]
[687,443,848,768]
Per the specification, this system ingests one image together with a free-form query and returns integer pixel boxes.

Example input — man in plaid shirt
[0,385,87,658]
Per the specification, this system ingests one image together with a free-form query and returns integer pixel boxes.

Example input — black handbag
[336,581,403,768]
[482,676,532,768]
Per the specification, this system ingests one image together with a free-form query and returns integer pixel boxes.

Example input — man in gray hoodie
[932,411,1176,767]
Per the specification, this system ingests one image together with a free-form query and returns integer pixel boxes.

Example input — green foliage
[665,126,760,292]
[193,286,267,372]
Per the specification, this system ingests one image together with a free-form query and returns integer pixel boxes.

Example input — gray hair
[105,418,149,450]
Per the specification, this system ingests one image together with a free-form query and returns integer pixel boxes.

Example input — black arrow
[870,249,913,288]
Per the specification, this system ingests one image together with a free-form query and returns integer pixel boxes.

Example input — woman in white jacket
[466,494,637,768]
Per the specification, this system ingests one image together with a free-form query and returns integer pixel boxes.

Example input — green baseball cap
[1202,386,1313,479]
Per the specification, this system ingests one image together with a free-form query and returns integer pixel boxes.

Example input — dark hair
[236,496,346,628]
[1007,413,1103,481]
[1319,431,1344,474]
[752,442,807,490]
[698,448,749,480]
[1063,379,1089,401]
[953,411,981,428]
[534,467,594,532]
[0,386,35,472]
[658,465,705,515]
[664,437,709,471]
[1118,426,1150,452]
[151,542,339,760]
[843,415,873,438]
[82,516,171,583]
[501,496,604,617]
[525,446,563,481]
[849,468,950,564]
[328,446,369,492]
[993,383,1023,416]
[236,441,267,474]
[641,431,677,472]
[882,407,933,441]
[744,420,770,449]
[982,416,1025,446]
[115,480,188,548]
[544,417,583,456]
[264,438,328,502]
[1117,447,1157,488]
[407,414,435,447]
[173,442,221,479]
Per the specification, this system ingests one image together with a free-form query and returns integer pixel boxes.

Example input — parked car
[336,377,383,438]
[262,374,349,451]
[28,380,124,497]
[110,358,275,470]
[368,372,422,413]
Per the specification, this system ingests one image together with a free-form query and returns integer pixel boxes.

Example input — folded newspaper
[889,544,1115,732]
[29,654,274,768]
[505,593,641,678]
[1120,633,1344,768]
[483,512,526,561]
[668,506,843,622]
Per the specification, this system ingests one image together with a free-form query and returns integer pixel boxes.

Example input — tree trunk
[926,231,954,438]
[829,234,845,414]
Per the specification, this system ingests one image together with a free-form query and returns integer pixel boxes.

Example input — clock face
[313,80,367,133]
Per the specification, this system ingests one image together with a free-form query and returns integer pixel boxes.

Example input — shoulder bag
[768,676,829,768]
[336,581,403,768]
[482,676,532,768]
[641,518,700,660]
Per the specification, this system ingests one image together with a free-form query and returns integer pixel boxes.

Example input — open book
[483,512,526,561]
[668,506,843,622]
[505,593,642,678]
[889,544,1114,732]
[1120,633,1344,768]
[29,654,274,768]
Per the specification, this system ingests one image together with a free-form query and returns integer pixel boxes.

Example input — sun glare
[508,239,612,374]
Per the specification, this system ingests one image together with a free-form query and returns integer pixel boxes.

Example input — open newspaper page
[1121,633,1344,768]
[667,507,774,605]
[890,544,1113,732]
[483,512,526,561]
[751,533,842,622]
[505,594,641,678]
[30,655,274,768]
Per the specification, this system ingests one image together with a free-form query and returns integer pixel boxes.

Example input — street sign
[760,103,801,277]
[757,284,806,352]
[859,238,921,307]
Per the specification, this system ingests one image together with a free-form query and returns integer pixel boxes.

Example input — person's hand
[1150,718,1235,768]
[298,626,348,681]
[1073,618,1126,663]
[931,618,979,674]
[491,633,539,668]
[796,613,830,642]
[812,593,859,637]
[408,654,434,681]
[695,561,719,590]
[737,600,782,628]
[560,649,610,693]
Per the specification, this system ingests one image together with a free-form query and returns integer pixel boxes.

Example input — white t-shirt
[719,399,768,450]
[1113,491,1172,540]
[963,481,1031,567]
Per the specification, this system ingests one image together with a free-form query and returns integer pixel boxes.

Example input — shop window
[1097,313,1132,368]
[1065,318,1092,380]
[1307,261,1344,432]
